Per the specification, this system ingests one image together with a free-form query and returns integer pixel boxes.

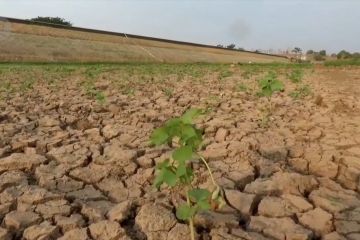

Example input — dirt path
[0,65,360,240]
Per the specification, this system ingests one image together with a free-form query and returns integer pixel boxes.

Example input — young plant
[162,87,174,98]
[122,87,135,96]
[0,81,13,93]
[288,69,303,83]
[257,72,284,126]
[95,91,106,104]
[218,69,233,80]
[150,109,224,240]
[20,78,35,92]
[82,80,107,104]
[289,84,312,99]
[258,71,284,98]
[236,83,248,92]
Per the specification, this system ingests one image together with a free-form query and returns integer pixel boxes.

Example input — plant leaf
[189,188,211,202]
[155,159,170,170]
[181,124,197,141]
[181,108,202,124]
[163,168,177,187]
[154,169,165,188]
[176,204,194,220]
[150,127,168,146]
[197,200,211,211]
[173,146,193,163]
[271,80,284,91]
[176,162,187,177]
[165,118,182,137]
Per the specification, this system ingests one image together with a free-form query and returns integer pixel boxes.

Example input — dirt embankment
[0,19,288,63]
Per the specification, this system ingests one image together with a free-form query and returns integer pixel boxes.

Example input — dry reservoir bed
[0,63,360,240]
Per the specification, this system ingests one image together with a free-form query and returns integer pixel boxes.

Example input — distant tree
[352,52,360,59]
[337,50,351,59]
[226,44,236,49]
[237,47,245,51]
[306,50,314,55]
[292,47,302,54]
[313,53,325,61]
[319,50,327,56]
[29,16,72,26]
[255,50,261,53]
[330,53,337,58]
[216,44,224,48]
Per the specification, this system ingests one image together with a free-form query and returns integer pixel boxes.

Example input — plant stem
[268,97,272,113]
[186,189,195,240]
[199,155,217,187]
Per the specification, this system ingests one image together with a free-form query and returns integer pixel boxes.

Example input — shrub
[226,44,236,49]
[337,50,352,59]
[29,16,72,26]
[319,50,327,56]
[313,54,325,61]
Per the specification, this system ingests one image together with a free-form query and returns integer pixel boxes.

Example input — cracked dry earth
[1,64,360,240]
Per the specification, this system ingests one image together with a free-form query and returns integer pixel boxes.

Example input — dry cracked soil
[0,63,360,240]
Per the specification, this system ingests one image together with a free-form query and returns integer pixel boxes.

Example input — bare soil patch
[0,63,360,239]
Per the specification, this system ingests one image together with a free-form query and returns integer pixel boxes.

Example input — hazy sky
[1,0,359,53]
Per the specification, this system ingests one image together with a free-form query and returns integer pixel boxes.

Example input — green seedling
[288,69,304,83]
[219,69,233,80]
[20,78,35,92]
[0,81,13,93]
[289,84,311,99]
[82,80,106,104]
[0,81,13,100]
[162,88,174,98]
[150,109,224,240]
[257,72,284,126]
[241,70,252,79]
[95,91,106,104]
[122,87,135,96]
[236,83,248,92]
[258,72,284,97]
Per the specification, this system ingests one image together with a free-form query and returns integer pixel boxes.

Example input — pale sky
[0,0,359,53]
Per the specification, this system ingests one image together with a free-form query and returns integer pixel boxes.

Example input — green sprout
[288,69,304,83]
[82,80,106,104]
[19,78,35,92]
[257,72,285,126]
[289,84,312,99]
[150,109,224,240]
[258,71,284,97]
[162,88,174,98]
[236,83,248,92]
[122,87,135,96]
[218,69,233,80]
[95,91,106,104]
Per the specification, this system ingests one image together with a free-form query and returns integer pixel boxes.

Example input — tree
[29,17,72,26]
[237,47,245,51]
[352,52,360,59]
[337,50,351,59]
[216,44,224,48]
[319,50,327,56]
[313,53,325,61]
[226,44,236,49]
[292,47,302,54]
[306,50,314,55]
